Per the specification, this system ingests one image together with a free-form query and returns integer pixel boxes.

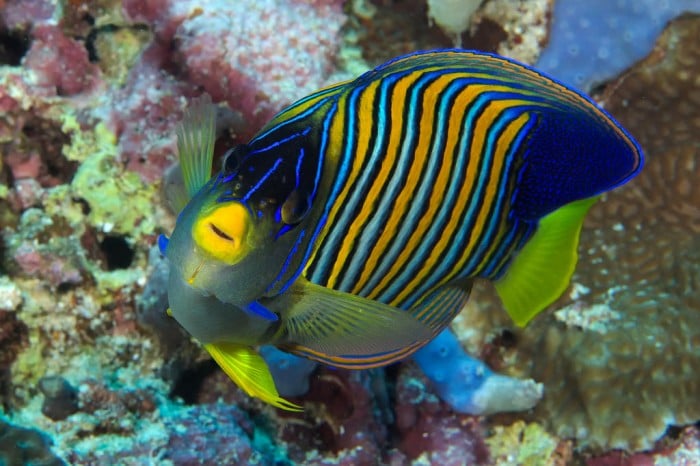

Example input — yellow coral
[486,421,561,466]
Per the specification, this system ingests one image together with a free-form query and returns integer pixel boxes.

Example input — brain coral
[515,13,700,451]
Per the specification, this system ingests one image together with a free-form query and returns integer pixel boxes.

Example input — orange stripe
[364,79,479,300]
[284,339,426,369]
[351,73,458,294]
[393,95,527,303]
[466,112,531,273]
[442,102,530,280]
[324,71,423,287]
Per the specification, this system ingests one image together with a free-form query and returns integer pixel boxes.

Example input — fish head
[166,143,312,314]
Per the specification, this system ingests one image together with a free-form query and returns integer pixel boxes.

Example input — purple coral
[394,364,490,465]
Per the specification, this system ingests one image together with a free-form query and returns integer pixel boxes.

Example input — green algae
[93,27,153,85]
[68,124,158,238]
[11,332,49,398]
[487,421,560,466]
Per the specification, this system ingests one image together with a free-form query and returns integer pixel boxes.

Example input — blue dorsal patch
[511,110,642,221]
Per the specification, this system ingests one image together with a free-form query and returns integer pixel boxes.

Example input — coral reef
[38,376,79,421]
[0,416,65,466]
[426,0,482,46]
[513,13,700,452]
[413,329,542,416]
[345,0,549,67]
[122,0,347,141]
[393,364,490,465]
[0,0,697,463]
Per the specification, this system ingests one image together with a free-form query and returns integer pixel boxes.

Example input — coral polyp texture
[123,0,347,140]
[516,13,700,452]
[0,0,698,463]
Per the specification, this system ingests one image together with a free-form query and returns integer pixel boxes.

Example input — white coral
[427,0,483,47]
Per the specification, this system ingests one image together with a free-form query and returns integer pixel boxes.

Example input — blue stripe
[477,116,537,277]
[246,127,311,159]
[242,158,282,202]
[249,95,333,143]
[339,70,443,290]
[458,106,529,274]
[381,88,503,303]
[266,228,306,295]
[357,75,464,296]
[290,101,341,287]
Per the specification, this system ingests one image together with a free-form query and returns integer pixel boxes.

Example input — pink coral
[123,0,346,140]
[394,364,490,465]
[108,52,193,182]
[0,0,55,31]
[13,241,84,288]
[23,25,102,96]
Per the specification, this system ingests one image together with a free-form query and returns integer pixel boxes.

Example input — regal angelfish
[159,50,643,410]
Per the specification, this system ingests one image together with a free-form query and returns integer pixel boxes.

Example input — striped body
[243,50,640,311]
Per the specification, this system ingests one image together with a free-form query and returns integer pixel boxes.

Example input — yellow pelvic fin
[494,196,599,327]
[177,94,216,199]
[203,342,302,412]
[275,279,433,369]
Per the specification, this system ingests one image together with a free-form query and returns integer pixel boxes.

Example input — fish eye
[209,222,233,241]
[223,144,248,174]
[281,190,311,225]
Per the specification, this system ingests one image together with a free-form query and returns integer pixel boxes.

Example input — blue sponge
[413,329,542,415]
[259,346,318,397]
[537,0,700,91]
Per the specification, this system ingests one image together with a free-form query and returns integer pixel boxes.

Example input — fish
[158,49,643,410]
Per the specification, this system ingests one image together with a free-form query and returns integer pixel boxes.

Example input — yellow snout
[192,202,252,264]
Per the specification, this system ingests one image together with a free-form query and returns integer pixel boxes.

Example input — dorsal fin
[511,108,642,221]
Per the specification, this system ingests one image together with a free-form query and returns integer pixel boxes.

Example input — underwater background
[0,0,699,464]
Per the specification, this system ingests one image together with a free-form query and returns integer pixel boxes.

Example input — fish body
[161,50,643,409]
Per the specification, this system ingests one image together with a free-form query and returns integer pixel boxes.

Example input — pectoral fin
[204,342,302,411]
[177,94,216,199]
[409,278,472,333]
[272,280,433,369]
